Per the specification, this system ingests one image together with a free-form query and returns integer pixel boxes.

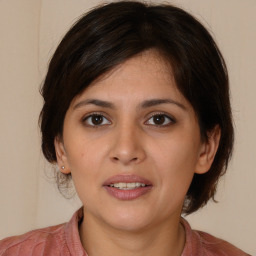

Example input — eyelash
[82,112,111,128]
[145,112,176,127]
[81,112,176,128]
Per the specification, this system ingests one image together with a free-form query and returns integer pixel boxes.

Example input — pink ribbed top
[0,208,250,255]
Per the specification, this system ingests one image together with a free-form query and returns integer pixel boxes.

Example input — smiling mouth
[108,182,147,190]
[103,175,153,200]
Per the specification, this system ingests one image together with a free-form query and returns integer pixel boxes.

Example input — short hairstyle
[40,1,234,214]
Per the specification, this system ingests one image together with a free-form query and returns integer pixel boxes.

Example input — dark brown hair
[40,1,234,214]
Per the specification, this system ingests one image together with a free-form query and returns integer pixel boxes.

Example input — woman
[0,1,250,255]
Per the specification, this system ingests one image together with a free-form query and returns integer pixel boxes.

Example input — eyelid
[81,111,176,127]
[145,112,176,126]
[82,112,112,126]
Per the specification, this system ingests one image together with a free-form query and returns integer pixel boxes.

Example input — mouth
[108,182,147,190]
[103,175,153,200]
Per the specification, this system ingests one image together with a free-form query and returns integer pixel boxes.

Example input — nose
[109,123,146,165]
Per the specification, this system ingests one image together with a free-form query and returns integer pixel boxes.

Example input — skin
[55,50,220,256]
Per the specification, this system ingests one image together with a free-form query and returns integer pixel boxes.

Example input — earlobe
[54,136,71,174]
[195,125,221,174]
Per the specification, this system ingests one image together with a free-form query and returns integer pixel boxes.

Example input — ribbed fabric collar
[65,208,88,256]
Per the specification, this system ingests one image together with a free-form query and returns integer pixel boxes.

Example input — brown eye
[146,114,175,126]
[91,115,103,125]
[84,114,111,126]
[153,115,166,125]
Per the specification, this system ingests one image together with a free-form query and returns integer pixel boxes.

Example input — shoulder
[181,218,250,256]
[0,223,66,256]
[196,230,250,256]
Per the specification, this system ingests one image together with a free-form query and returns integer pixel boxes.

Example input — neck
[79,208,185,256]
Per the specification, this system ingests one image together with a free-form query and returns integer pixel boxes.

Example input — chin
[102,206,156,232]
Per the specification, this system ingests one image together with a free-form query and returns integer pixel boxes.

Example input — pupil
[153,115,165,125]
[92,115,103,125]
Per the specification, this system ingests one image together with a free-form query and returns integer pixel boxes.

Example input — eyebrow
[73,99,114,110]
[140,99,186,110]
[73,98,186,111]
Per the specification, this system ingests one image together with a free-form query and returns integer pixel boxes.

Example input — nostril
[111,156,138,163]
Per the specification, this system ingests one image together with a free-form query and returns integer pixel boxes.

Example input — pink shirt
[0,208,250,255]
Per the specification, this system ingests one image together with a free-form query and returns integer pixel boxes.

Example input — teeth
[109,182,146,190]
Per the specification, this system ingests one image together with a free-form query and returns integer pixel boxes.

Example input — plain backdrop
[0,0,255,254]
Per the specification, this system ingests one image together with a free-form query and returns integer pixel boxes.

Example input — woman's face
[55,51,214,232]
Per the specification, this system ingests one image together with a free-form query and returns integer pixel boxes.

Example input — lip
[103,174,152,186]
[103,175,153,200]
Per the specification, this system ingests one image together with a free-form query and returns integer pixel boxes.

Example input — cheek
[148,132,200,190]
[65,132,105,168]
[65,136,111,196]
[67,141,103,203]
[152,138,199,173]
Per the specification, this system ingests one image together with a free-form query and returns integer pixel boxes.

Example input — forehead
[71,50,187,106]
[92,50,173,85]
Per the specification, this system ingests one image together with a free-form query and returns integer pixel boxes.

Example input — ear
[54,136,71,174]
[195,125,221,174]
